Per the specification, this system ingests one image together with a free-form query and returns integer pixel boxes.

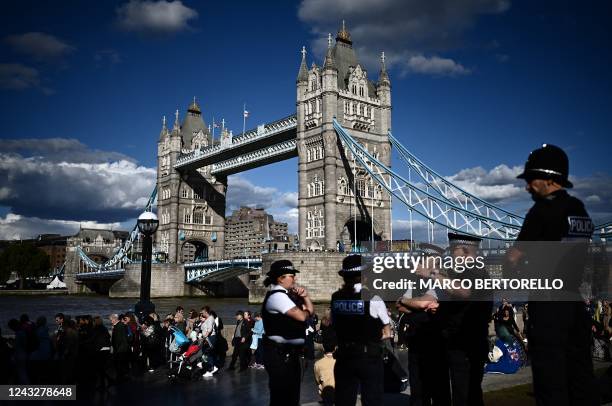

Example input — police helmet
[338,254,368,276]
[516,144,573,188]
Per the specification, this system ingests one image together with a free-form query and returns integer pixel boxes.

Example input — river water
[0,296,251,330]
[0,295,331,331]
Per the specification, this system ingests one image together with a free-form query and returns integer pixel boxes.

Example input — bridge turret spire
[378,51,390,85]
[159,115,168,139]
[188,97,201,115]
[297,46,308,82]
[172,109,180,135]
[336,20,352,46]
[324,33,336,70]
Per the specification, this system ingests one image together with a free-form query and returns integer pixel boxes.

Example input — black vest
[261,290,306,340]
[331,288,384,345]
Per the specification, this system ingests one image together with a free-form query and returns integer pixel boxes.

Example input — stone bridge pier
[249,252,347,303]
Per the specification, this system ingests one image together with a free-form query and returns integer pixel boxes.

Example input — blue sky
[0,0,611,241]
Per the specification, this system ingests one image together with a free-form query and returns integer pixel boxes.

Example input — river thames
[0,295,331,331]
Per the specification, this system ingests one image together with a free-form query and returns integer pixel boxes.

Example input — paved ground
[7,350,610,405]
[83,351,612,405]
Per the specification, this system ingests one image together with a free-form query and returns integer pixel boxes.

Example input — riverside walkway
[36,350,610,406]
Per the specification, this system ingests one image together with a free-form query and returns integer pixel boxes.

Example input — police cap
[516,144,573,188]
[338,254,369,276]
[448,232,481,247]
[266,259,299,280]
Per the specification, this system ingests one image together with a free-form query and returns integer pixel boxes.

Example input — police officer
[397,246,451,406]
[437,233,492,406]
[332,254,391,406]
[508,144,597,406]
[261,259,314,406]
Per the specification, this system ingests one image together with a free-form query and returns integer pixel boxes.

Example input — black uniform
[517,189,598,406]
[436,296,492,406]
[332,287,385,406]
[261,288,306,406]
[405,309,451,406]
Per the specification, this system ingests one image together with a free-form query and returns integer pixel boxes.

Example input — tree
[0,243,50,289]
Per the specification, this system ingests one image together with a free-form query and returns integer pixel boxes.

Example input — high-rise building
[224,207,289,258]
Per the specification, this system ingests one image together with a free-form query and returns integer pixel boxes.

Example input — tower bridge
[63,23,611,299]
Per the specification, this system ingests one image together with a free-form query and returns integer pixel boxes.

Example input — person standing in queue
[332,254,392,406]
[261,259,314,406]
[507,144,597,406]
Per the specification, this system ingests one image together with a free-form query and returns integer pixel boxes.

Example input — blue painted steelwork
[388,131,523,223]
[185,258,262,283]
[595,221,612,240]
[73,186,157,277]
[76,269,125,281]
[334,119,522,240]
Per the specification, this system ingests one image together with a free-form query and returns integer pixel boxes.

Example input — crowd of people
[1,295,610,402]
[0,304,280,387]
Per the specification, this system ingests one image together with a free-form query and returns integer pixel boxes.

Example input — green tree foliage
[0,243,50,288]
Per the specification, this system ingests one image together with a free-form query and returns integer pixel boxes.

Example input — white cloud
[0,63,40,90]
[585,195,601,203]
[0,213,120,241]
[4,32,75,61]
[442,165,612,224]
[0,140,155,222]
[116,0,198,35]
[445,164,524,202]
[404,55,470,76]
[281,192,298,208]
[298,0,509,75]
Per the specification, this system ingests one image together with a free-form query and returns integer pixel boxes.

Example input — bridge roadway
[174,114,297,173]
[75,258,262,284]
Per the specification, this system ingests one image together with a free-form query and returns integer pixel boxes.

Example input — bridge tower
[297,22,392,251]
[156,100,226,263]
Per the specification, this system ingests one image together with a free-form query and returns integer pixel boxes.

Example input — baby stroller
[167,327,201,380]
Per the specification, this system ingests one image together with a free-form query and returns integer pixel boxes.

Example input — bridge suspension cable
[333,119,522,241]
[594,221,612,240]
[387,131,524,225]
[74,186,158,273]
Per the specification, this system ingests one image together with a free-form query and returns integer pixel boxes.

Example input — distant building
[67,228,129,264]
[224,207,290,258]
[263,234,299,254]
[35,234,68,272]
[0,234,69,273]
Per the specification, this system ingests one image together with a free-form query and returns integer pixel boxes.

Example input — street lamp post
[135,211,158,323]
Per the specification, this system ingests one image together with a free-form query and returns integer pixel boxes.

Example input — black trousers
[528,301,598,406]
[408,346,451,406]
[334,354,383,406]
[239,339,251,369]
[446,349,485,406]
[229,337,241,367]
[262,338,302,406]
